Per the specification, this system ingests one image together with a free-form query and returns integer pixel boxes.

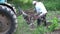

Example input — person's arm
[34,7,42,16]
[39,12,47,17]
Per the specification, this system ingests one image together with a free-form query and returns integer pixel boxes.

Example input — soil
[46,29,60,34]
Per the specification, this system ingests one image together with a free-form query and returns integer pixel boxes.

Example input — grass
[14,15,35,34]
[14,11,60,34]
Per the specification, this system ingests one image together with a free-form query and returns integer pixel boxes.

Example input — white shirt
[35,2,47,16]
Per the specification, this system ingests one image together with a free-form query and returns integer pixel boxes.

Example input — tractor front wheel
[0,5,17,34]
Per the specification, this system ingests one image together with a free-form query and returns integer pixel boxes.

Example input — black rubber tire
[0,5,17,34]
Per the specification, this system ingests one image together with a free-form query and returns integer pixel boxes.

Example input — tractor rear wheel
[0,5,17,34]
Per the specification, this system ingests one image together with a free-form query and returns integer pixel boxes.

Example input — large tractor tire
[0,5,17,34]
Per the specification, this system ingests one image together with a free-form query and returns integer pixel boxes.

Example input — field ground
[14,11,60,34]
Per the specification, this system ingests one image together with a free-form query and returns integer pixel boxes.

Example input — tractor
[0,0,41,34]
[0,0,18,34]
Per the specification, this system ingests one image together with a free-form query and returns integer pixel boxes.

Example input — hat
[32,1,37,5]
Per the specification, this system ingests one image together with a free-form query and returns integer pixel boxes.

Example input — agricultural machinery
[0,0,45,34]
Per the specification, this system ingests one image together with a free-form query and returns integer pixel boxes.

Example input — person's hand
[37,15,41,18]
[34,15,40,20]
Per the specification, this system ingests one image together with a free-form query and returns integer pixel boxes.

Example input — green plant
[33,17,59,34]
[48,17,58,31]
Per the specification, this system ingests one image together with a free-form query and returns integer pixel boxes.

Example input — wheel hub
[0,13,11,34]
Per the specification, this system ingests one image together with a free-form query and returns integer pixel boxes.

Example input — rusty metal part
[0,13,11,34]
